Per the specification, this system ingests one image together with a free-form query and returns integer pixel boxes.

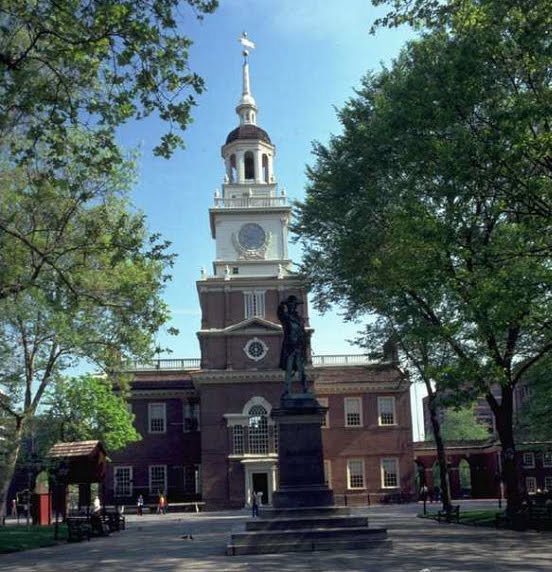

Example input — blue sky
[117,1,425,438]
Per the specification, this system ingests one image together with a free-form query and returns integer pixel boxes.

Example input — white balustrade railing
[213,196,287,208]
[127,355,375,371]
[311,354,375,366]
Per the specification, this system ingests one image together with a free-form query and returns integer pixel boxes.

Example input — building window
[232,425,245,455]
[324,460,332,488]
[347,459,365,489]
[184,401,200,432]
[244,337,268,361]
[381,458,400,488]
[522,452,535,468]
[545,476,552,491]
[148,403,166,433]
[318,397,329,428]
[114,467,133,497]
[542,451,552,468]
[525,476,537,494]
[244,291,266,319]
[378,396,396,426]
[184,465,201,494]
[232,267,239,275]
[344,397,362,427]
[149,465,167,495]
[248,405,269,455]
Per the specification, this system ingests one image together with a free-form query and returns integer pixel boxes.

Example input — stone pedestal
[271,394,334,508]
[227,393,389,555]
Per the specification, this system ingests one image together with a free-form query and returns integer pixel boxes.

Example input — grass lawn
[419,509,498,527]
[0,524,68,553]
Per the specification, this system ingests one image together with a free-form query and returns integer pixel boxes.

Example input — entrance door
[251,472,269,506]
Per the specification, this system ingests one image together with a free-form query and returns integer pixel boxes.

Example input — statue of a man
[277,295,308,394]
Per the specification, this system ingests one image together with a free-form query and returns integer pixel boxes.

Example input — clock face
[238,223,266,250]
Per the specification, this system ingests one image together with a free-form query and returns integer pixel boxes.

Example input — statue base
[226,392,389,554]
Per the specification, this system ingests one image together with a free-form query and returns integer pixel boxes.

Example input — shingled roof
[48,440,106,458]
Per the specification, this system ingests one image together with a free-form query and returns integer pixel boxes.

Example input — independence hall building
[105,48,414,510]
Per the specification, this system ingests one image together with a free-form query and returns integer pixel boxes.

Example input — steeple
[236,33,257,126]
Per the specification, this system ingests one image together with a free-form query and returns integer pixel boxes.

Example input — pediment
[224,317,282,334]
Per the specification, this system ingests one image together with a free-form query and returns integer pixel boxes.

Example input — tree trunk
[427,391,452,513]
[487,386,521,514]
[0,419,24,525]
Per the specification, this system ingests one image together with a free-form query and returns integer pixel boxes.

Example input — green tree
[516,356,552,441]
[432,405,491,442]
[0,0,217,302]
[41,374,141,452]
[296,1,551,512]
[0,149,173,521]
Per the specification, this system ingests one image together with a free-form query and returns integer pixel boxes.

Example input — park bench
[437,505,460,523]
[103,511,126,532]
[66,517,92,542]
[167,501,206,513]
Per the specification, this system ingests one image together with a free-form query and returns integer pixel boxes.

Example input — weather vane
[239,31,255,60]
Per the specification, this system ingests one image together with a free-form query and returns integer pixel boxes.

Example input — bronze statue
[277,295,308,394]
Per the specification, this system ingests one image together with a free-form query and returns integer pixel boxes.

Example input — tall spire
[237,32,257,126]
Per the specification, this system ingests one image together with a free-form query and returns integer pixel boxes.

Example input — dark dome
[225,124,271,145]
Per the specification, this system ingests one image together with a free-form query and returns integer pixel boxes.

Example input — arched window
[248,404,268,454]
[262,154,269,183]
[244,151,255,180]
[230,154,237,182]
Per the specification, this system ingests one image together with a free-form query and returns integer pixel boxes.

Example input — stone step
[227,528,390,555]
[246,515,368,531]
[260,505,351,518]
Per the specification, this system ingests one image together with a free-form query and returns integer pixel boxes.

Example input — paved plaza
[1,501,550,571]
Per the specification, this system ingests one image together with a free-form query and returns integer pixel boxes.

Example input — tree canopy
[296,0,551,510]
[42,374,141,452]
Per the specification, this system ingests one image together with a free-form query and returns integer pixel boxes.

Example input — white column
[254,150,262,183]
[237,151,245,183]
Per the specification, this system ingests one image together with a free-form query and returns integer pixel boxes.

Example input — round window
[244,338,268,361]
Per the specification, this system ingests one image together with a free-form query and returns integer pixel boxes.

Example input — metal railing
[213,196,287,208]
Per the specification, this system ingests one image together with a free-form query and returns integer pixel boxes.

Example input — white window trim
[347,458,366,490]
[544,476,552,490]
[381,457,400,489]
[149,464,168,495]
[542,451,552,468]
[244,290,266,319]
[318,397,329,428]
[114,466,133,497]
[377,396,397,426]
[148,402,166,434]
[344,397,363,428]
[522,452,535,468]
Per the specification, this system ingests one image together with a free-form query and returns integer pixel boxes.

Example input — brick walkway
[1,501,550,571]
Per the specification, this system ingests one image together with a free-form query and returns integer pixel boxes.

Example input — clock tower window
[244,290,265,319]
[244,151,255,180]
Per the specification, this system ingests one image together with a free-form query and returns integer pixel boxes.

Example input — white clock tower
[209,40,292,279]
[196,35,309,372]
